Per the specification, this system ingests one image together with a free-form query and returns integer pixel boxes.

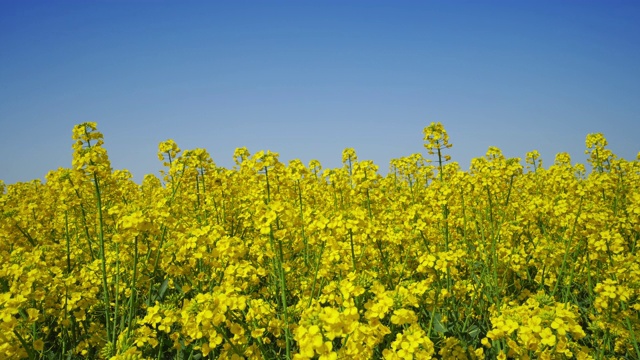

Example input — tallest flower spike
[423,122,453,180]
[71,122,112,176]
[422,122,453,161]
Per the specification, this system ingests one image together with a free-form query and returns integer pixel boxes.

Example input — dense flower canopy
[0,122,639,359]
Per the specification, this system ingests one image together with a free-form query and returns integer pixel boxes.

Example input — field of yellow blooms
[1,122,639,359]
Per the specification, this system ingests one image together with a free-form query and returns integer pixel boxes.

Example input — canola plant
[0,122,638,359]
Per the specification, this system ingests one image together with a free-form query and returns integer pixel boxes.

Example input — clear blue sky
[1,0,639,184]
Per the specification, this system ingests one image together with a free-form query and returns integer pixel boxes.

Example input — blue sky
[1,0,639,184]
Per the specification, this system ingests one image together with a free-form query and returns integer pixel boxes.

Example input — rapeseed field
[1,122,638,359]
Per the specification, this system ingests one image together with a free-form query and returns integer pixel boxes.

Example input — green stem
[297,181,309,268]
[64,211,72,274]
[126,235,139,344]
[264,166,291,359]
[93,172,112,355]
[308,241,326,308]
[552,196,583,296]
[349,229,357,272]
[113,242,121,350]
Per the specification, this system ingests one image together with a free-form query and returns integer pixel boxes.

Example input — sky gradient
[1,0,639,184]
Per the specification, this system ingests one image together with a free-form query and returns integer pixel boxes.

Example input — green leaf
[467,325,481,339]
[154,277,170,302]
[433,312,447,334]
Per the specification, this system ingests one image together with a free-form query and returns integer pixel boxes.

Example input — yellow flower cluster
[485,293,588,358]
[0,122,639,359]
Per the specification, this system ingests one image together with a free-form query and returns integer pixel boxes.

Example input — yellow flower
[390,309,417,325]
[33,339,44,352]
[540,328,556,347]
